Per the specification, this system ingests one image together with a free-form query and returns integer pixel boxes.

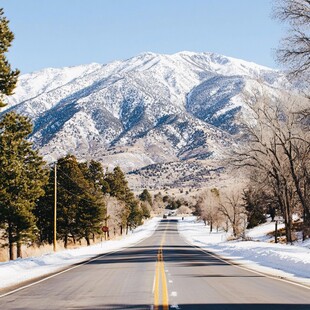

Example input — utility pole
[53,163,57,252]
[103,194,109,240]
[275,220,278,244]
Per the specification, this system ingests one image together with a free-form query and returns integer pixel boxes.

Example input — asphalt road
[0,219,309,309]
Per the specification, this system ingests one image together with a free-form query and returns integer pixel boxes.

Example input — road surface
[0,219,309,309]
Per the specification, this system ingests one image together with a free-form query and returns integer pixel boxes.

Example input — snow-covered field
[178,217,310,287]
[1,216,309,292]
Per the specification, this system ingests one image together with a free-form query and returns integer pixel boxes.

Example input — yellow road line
[161,260,169,310]
[154,260,160,310]
[153,221,169,310]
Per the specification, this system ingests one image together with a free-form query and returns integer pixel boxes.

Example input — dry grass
[0,231,127,262]
[267,221,305,243]
[0,242,66,262]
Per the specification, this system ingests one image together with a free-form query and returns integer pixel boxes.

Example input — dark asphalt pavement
[0,219,309,309]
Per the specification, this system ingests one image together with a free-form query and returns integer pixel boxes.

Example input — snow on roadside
[0,217,161,290]
[178,216,310,287]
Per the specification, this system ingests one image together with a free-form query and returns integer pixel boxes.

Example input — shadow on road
[61,303,310,309]
[87,244,230,267]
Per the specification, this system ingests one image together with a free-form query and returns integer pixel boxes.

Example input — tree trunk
[287,145,310,224]
[8,223,14,260]
[85,235,90,246]
[9,244,14,260]
[283,203,293,244]
[275,220,278,243]
[284,184,293,244]
[17,241,22,258]
[64,234,68,248]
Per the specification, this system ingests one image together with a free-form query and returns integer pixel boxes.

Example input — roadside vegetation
[195,0,310,243]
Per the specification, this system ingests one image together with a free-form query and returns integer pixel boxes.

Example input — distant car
[163,214,167,219]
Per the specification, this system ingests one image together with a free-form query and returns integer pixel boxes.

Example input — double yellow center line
[154,223,169,310]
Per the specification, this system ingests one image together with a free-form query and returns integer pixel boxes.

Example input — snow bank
[178,216,310,287]
[0,217,161,290]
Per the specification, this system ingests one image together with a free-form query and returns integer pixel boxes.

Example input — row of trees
[232,0,310,242]
[36,156,150,249]
[195,96,309,243]
[0,112,152,260]
[234,91,309,243]
[194,0,309,242]
[0,113,48,259]
[194,188,247,238]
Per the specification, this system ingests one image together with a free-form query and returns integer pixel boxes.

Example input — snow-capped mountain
[2,51,286,189]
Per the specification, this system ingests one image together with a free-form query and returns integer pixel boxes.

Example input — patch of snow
[246,219,285,242]
[178,216,310,287]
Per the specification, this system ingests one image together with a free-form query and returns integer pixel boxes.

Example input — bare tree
[177,205,192,215]
[234,89,310,242]
[105,195,128,236]
[152,192,165,214]
[273,0,310,79]
[218,191,247,238]
[195,188,223,233]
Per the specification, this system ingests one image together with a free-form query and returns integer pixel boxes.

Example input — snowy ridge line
[178,217,310,289]
[0,217,161,292]
[2,50,287,178]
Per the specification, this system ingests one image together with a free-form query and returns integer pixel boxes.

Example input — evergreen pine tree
[80,160,105,190]
[139,189,152,206]
[243,188,267,229]
[34,168,55,244]
[105,166,130,201]
[0,8,20,108]
[56,155,86,247]
[36,157,106,247]
[105,166,142,231]
[78,160,105,245]
[0,112,48,259]
[140,202,151,219]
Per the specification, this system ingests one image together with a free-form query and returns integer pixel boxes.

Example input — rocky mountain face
[3,51,286,190]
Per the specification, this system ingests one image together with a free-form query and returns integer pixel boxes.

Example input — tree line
[236,0,310,242]
[0,113,152,260]
[0,8,154,261]
[194,0,310,243]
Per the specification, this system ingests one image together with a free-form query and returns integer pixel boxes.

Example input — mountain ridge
[2,51,287,189]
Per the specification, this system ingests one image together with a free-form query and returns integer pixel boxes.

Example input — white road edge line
[180,230,310,291]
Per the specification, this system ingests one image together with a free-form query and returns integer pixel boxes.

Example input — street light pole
[53,163,57,252]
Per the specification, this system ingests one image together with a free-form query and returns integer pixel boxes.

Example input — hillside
[2,51,287,190]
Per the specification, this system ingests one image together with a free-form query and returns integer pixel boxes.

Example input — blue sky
[2,0,286,74]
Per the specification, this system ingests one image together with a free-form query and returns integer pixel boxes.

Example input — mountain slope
[2,51,286,189]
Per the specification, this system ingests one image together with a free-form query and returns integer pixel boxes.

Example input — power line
[56,183,98,205]
[56,167,98,198]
